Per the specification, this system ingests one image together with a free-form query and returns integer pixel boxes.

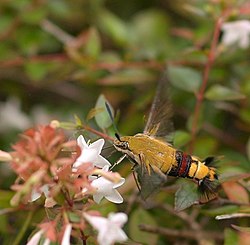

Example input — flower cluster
[74,135,125,204]
[9,125,77,206]
[0,124,127,245]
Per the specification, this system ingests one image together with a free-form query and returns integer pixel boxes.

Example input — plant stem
[13,209,34,245]
[82,124,114,141]
[189,17,223,153]
[139,224,224,241]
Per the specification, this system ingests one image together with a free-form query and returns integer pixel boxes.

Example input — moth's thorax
[113,133,176,172]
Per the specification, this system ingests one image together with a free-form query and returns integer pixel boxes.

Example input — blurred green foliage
[0,0,250,244]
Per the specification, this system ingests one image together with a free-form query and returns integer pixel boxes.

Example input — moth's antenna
[105,102,121,140]
[115,133,121,141]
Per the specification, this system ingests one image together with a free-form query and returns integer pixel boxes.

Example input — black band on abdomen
[168,151,192,178]
[168,151,182,177]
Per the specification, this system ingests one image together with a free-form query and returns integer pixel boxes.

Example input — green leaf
[16,27,49,55]
[192,136,218,157]
[247,137,250,161]
[224,228,238,245]
[173,130,191,148]
[20,7,47,24]
[240,108,250,124]
[131,10,169,44]
[94,94,113,129]
[68,212,81,223]
[87,108,104,121]
[97,9,128,46]
[0,190,14,208]
[129,208,158,244]
[168,66,202,93]
[60,122,77,130]
[0,15,14,33]
[205,85,246,101]
[24,62,50,81]
[175,181,199,211]
[74,114,82,126]
[129,10,170,59]
[202,205,239,217]
[99,68,156,85]
[186,112,204,136]
[84,27,101,59]
[0,214,8,234]
[91,202,117,217]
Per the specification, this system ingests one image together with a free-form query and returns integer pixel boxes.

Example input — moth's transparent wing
[134,163,167,199]
[143,71,174,142]
[101,144,116,159]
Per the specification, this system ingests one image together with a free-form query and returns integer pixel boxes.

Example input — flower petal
[84,214,107,231]
[89,139,104,154]
[109,213,128,227]
[92,177,115,194]
[74,136,111,169]
[105,190,123,204]
[239,35,250,49]
[43,238,50,245]
[102,165,110,172]
[26,230,43,245]
[41,184,49,197]
[110,228,128,244]
[113,177,125,188]
[61,224,72,245]
[30,190,42,202]
[73,149,96,168]
[77,135,88,149]
[93,192,104,204]
[221,20,250,49]
[84,212,128,245]
[95,155,111,168]
[0,150,12,161]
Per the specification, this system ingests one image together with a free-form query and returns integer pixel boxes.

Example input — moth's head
[113,133,130,153]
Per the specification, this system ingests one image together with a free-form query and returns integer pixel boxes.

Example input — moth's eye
[121,142,129,149]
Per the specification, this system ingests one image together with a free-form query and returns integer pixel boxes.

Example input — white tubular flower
[0,150,12,162]
[84,212,128,245]
[29,184,57,208]
[26,230,50,245]
[30,184,50,202]
[73,135,111,169]
[221,20,250,49]
[91,165,125,204]
[61,224,72,245]
[26,230,43,245]
[43,239,50,245]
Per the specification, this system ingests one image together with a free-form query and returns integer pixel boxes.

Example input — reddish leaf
[222,181,249,204]
[232,225,250,234]
[238,230,250,245]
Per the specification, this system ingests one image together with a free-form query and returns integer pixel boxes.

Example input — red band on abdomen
[178,153,187,175]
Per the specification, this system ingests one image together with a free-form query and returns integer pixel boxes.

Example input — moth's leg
[139,153,151,175]
[124,156,141,192]
[133,170,141,192]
